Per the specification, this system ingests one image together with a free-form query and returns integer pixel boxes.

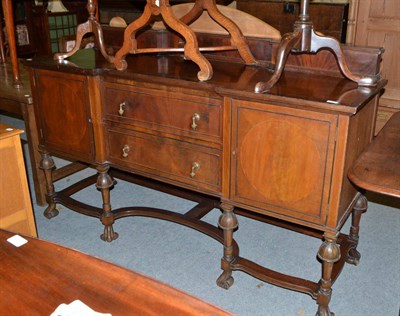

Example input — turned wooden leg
[0,16,6,64]
[316,232,341,316]
[96,164,118,242]
[2,0,22,87]
[39,147,59,219]
[216,203,238,289]
[347,194,368,265]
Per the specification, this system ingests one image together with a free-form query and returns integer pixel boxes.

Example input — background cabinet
[0,0,36,57]
[30,4,78,55]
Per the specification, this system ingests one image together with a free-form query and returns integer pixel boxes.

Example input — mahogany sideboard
[25,35,386,315]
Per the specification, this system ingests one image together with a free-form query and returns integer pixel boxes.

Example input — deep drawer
[102,82,222,144]
[106,128,222,194]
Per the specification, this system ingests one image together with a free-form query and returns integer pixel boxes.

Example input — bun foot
[100,225,119,242]
[44,207,59,219]
[315,311,334,316]
[216,271,234,289]
[346,247,361,266]
[316,306,335,316]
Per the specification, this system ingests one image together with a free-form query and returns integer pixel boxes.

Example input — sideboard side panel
[329,97,379,228]
[88,76,106,163]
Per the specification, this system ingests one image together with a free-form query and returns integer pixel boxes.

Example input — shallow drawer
[106,128,222,194]
[102,83,222,143]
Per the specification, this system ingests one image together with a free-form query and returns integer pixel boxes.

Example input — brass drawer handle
[190,162,200,178]
[122,144,130,158]
[191,113,200,130]
[118,102,126,116]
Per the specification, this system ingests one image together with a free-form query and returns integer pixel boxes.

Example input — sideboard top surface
[24,48,387,115]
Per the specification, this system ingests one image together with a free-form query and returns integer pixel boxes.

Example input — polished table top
[348,111,400,198]
[0,229,233,315]
[0,61,32,106]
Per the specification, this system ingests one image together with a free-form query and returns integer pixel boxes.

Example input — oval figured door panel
[232,102,337,224]
[240,120,320,202]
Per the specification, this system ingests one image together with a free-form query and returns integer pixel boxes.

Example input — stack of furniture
[1,1,398,314]
[23,1,391,315]
[1,0,397,206]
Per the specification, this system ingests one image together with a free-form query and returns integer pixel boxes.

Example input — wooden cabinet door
[33,69,94,161]
[230,100,338,226]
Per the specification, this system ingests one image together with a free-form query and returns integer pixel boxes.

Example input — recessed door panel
[231,100,338,225]
[35,70,93,160]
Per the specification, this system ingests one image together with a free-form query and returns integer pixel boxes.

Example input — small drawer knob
[191,113,200,130]
[118,102,126,116]
[190,162,200,178]
[122,144,130,158]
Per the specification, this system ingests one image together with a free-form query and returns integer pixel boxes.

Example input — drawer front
[106,128,221,194]
[102,83,222,143]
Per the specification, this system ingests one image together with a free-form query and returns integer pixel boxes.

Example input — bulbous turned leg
[39,147,58,219]
[346,195,368,265]
[316,232,341,316]
[96,164,118,242]
[216,203,238,289]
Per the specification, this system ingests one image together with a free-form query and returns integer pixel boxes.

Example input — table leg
[53,0,113,63]
[1,0,22,87]
[0,16,6,63]
[255,0,379,93]
[316,232,341,316]
[39,146,58,219]
[21,102,47,206]
[346,194,367,265]
[96,164,118,242]
[217,203,238,289]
